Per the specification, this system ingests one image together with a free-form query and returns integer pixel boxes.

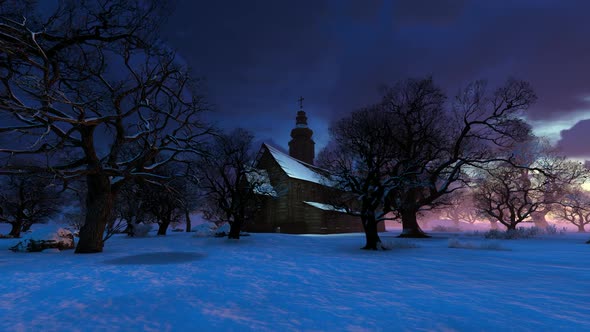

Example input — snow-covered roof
[303,201,348,213]
[261,144,332,185]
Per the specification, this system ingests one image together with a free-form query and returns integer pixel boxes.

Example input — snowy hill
[0,223,589,331]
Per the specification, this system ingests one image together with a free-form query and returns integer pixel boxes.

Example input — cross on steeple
[298,96,304,110]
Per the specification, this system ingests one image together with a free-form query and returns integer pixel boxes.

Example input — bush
[544,224,567,235]
[448,238,507,250]
[483,225,566,239]
[432,225,462,232]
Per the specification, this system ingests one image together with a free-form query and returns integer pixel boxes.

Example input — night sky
[161,0,590,160]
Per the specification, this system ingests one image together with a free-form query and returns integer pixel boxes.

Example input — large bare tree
[0,1,211,252]
[379,78,536,237]
[556,188,590,233]
[473,163,546,230]
[0,172,60,237]
[198,128,275,239]
[318,107,401,250]
[473,152,587,231]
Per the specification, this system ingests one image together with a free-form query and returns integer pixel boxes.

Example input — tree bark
[398,209,430,238]
[228,220,241,239]
[531,211,549,228]
[76,174,113,253]
[577,225,586,233]
[21,222,32,233]
[506,223,517,231]
[361,213,382,250]
[157,211,172,235]
[157,220,170,235]
[490,220,499,230]
[8,220,22,238]
[185,210,191,232]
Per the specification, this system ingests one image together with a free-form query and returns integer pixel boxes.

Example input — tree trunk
[123,219,134,236]
[506,223,517,231]
[531,211,549,228]
[157,221,170,235]
[577,225,586,233]
[228,219,241,239]
[76,174,113,253]
[361,213,383,250]
[399,209,430,238]
[158,211,171,236]
[8,220,22,238]
[490,220,499,230]
[21,222,32,233]
[185,210,191,232]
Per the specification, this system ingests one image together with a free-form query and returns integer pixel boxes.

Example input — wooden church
[246,101,385,234]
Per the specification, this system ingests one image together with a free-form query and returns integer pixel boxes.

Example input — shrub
[448,238,507,250]
[483,225,566,239]
[432,225,462,232]
[544,224,567,235]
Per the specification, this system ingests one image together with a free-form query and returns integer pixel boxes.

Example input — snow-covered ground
[0,224,589,331]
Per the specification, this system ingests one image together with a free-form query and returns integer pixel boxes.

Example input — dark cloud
[162,0,590,151]
[392,0,468,26]
[556,119,590,159]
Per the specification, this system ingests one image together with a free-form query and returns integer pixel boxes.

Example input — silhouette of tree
[0,1,211,252]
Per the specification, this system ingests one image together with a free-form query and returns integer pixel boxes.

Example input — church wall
[247,145,386,234]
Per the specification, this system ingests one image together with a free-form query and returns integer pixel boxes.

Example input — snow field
[0,224,589,331]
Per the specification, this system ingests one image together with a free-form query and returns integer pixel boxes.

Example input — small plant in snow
[484,229,528,239]
[482,225,565,239]
[382,239,420,249]
[544,224,567,235]
[432,225,462,233]
[448,238,507,250]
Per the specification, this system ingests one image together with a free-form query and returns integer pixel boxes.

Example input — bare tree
[0,1,211,252]
[142,180,183,236]
[114,180,148,235]
[198,128,274,239]
[375,78,536,237]
[439,190,480,226]
[473,162,547,230]
[172,163,202,232]
[472,146,586,230]
[556,188,590,233]
[0,172,60,237]
[318,107,401,250]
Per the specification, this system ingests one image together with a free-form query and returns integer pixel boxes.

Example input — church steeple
[289,96,315,165]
